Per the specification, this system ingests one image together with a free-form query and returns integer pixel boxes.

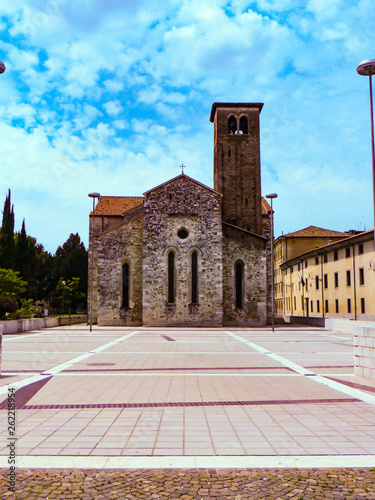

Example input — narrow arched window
[228,116,237,134]
[122,263,129,308]
[168,251,175,303]
[235,261,244,309]
[239,116,248,134]
[191,251,198,304]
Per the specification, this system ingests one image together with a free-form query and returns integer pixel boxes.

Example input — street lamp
[266,193,278,332]
[88,192,100,332]
[357,59,375,250]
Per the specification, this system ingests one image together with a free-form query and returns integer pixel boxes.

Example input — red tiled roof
[261,197,271,215]
[282,226,347,238]
[92,196,143,216]
[92,194,271,217]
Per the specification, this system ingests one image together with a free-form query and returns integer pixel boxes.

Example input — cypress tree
[0,189,16,269]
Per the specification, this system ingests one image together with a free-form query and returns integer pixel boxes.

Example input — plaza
[1,325,375,497]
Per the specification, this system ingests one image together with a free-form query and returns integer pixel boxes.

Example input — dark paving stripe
[160,335,175,341]
[0,376,53,409]
[61,366,295,372]
[305,365,353,369]
[12,397,360,410]
[327,376,375,394]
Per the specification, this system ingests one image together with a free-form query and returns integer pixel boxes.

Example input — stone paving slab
[1,467,375,499]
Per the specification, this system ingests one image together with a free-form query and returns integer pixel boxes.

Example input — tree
[53,233,88,298]
[15,219,38,285]
[0,268,27,301]
[0,189,15,269]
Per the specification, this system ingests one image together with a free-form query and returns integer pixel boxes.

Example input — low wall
[354,327,375,380]
[325,318,375,380]
[284,316,325,327]
[0,315,87,334]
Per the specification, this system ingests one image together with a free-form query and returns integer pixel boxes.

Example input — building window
[177,228,189,239]
[361,298,365,314]
[346,270,351,287]
[359,267,365,286]
[324,254,328,263]
[359,244,364,254]
[235,261,244,309]
[122,263,130,309]
[191,251,198,304]
[334,251,338,261]
[325,300,329,314]
[346,247,350,258]
[305,261,308,268]
[347,298,351,313]
[315,275,319,290]
[228,116,237,134]
[324,274,328,289]
[317,300,320,313]
[168,251,175,303]
[335,299,339,313]
[311,301,313,313]
[298,263,300,271]
[334,272,339,288]
[315,257,319,265]
[239,116,248,134]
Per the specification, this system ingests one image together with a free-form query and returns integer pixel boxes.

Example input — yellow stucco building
[274,226,348,318]
[278,229,375,321]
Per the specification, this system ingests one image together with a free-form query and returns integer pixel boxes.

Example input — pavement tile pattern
[1,467,375,499]
[1,325,375,498]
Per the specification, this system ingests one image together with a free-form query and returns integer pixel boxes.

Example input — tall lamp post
[266,193,278,332]
[357,59,375,251]
[0,61,4,377]
[88,192,100,332]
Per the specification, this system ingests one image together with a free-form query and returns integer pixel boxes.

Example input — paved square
[1,325,375,468]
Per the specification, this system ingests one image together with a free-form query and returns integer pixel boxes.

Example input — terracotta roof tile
[92,196,143,216]
[261,197,271,215]
[92,193,271,217]
[282,225,347,238]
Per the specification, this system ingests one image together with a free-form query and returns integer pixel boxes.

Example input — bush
[6,298,44,319]
[0,294,18,319]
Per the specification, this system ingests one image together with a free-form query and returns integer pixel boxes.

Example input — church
[89,102,272,327]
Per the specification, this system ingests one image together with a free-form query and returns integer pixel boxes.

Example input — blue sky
[0,0,374,253]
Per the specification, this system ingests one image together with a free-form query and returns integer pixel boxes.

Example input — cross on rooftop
[180,164,186,174]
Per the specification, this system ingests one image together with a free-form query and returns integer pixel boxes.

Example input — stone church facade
[89,103,272,327]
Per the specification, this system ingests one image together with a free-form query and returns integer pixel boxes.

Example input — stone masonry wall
[96,214,143,325]
[222,225,267,326]
[142,176,223,326]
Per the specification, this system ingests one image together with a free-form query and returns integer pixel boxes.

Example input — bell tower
[210,102,264,235]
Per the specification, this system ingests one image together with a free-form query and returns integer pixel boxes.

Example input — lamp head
[0,61,5,74]
[88,192,100,198]
[357,59,375,76]
[266,193,278,199]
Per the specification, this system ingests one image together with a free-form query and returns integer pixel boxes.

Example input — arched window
[239,116,248,134]
[235,261,244,309]
[122,263,129,308]
[228,116,237,134]
[168,251,175,303]
[191,251,198,304]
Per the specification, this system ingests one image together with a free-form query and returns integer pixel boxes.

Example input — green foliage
[0,189,15,269]
[0,294,18,319]
[53,233,88,296]
[7,298,44,319]
[0,268,27,300]
[52,277,86,312]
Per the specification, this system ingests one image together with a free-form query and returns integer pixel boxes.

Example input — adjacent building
[279,230,375,321]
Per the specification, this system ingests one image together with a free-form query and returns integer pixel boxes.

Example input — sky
[0,0,374,254]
